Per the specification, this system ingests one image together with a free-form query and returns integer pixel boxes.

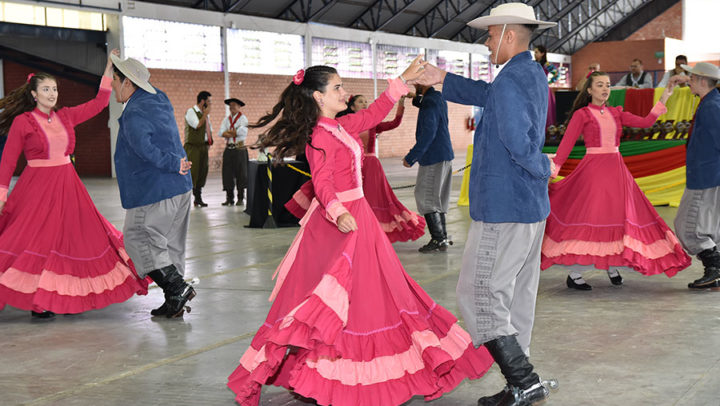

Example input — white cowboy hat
[468,2,556,30]
[680,62,720,81]
[110,54,157,94]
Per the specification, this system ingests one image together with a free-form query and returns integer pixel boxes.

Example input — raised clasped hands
[660,75,688,103]
[337,212,358,233]
[400,55,425,84]
[179,157,192,175]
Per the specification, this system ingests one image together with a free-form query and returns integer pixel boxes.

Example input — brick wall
[149,69,474,173]
[3,60,111,176]
[627,2,682,41]
[571,39,666,88]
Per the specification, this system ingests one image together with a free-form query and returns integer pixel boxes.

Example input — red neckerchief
[228,112,243,143]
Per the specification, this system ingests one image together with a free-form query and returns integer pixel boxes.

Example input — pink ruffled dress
[542,102,691,276]
[228,80,493,406]
[286,102,425,243]
[0,76,148,314]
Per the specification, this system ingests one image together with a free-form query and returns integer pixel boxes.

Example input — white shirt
[185,105,212,142]
[219,112,249,144]
[657,70,688,88]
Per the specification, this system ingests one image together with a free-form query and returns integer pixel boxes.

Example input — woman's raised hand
[104,48,120,77]
[400,55,425,83]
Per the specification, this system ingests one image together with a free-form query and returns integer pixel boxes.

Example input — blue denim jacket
[686,89,720,190]
[442,51,550,223]
[114,88,192,209]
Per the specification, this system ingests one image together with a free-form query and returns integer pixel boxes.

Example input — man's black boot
[478,336,557,406]
[689,246,720,289]
[222,192,234,206]
[193,188,208,207]
[439,212,453,247]
[148,265,196,318]
[419,212,449,253]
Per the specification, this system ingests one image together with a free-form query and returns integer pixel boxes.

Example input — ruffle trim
[228,247,493,405]
[541,235,690,277]
[0,267,147,314]
[376,210,426,243]
[545,211,674,245]
[542,230,683,260]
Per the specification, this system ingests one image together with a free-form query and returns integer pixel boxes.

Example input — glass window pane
[376,44,421,80]
[227,28,304,75]
[312,38,372,79]
[122,16,222,71]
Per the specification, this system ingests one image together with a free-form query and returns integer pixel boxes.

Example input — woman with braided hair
[0,50,147,318]
[227,59,493,405]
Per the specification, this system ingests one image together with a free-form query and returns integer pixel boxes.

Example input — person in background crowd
[413,3,559,404]
[534,44,558,129]
[672,63,720,289]
[0,50,147,319]
[657,55,689,88]
[615,58,653,88]
[110,53,197,318]
[184,90,213,207]
[576,62,600,91]
[219,97,249,206]
[543,71,690,290]
[403,83,454,253]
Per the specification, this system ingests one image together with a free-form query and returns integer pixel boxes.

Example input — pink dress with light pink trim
[228,80,493,406]
[542,102,691,276]
[0,76,148,314]
[286,101,425,243]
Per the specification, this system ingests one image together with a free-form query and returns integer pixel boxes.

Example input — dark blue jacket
[404,87,454,166]
[686,88,720,189]
[442,51,550,223]
[115,88,192,209]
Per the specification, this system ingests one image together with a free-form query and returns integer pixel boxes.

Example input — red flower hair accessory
[293,69,305,85]
[26,73,35,83]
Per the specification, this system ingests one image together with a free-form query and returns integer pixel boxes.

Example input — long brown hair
[0,72,56,136]
[565,71,608,124]
[252,66,337,164]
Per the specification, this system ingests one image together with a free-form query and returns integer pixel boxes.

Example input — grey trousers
[123,191,192,278]
[415,160,452,215]
[456,220,546,354]
[674,186,720,255]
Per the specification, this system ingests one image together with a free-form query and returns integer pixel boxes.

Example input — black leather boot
[689,247,720,289]
[148,265,196,318]
[193,188,208,207]
[419,212,450,253]
[439,212,453,246]
[222,192,234,206]
[478,336,557,406]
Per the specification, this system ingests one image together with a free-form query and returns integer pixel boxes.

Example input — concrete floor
[2,155,719,406]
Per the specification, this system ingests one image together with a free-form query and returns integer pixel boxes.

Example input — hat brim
[681,64,720,81]
[467,15,557,30]
[224,98,245,107]
[110,54,157,95]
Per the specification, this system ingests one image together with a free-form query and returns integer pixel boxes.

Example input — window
[227,29,304,75]
[123,16,222,71]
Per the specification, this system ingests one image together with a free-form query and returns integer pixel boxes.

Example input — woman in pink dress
[542,72,691,290]
[227,60,493,405]
[288,94,425,242]
[0,51,147,318]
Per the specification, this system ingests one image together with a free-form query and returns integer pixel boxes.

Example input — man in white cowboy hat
[109,53,197,318]
[671,62,720,290]
[414,3,557,405]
